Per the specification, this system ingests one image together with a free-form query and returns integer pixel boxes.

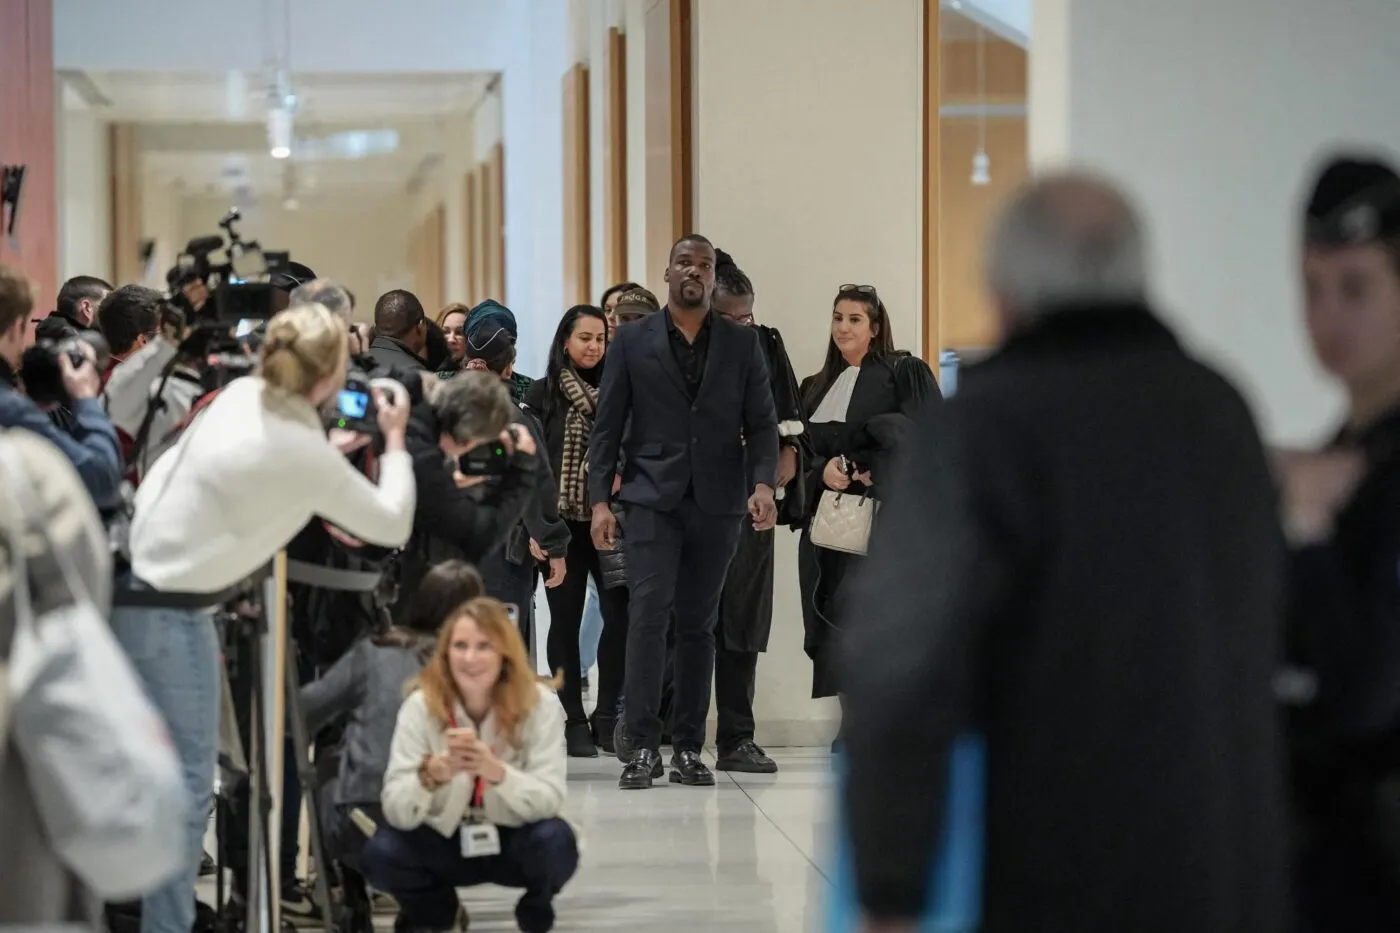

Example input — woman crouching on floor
[363,597,578,933]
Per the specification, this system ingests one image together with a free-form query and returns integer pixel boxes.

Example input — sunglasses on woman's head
[837,284,878,298]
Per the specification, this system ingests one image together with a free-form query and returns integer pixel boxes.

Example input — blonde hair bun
[258,302,347,396]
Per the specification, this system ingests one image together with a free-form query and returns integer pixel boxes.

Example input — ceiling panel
[86,70,495,123]
[71,70,490,201]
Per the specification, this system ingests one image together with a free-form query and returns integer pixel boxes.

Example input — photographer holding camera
[462,318,570,650]
[114,301,417,933]
[0,264,123,510]
[395,370,542,612]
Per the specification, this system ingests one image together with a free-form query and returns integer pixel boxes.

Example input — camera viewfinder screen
[337,390,370,419]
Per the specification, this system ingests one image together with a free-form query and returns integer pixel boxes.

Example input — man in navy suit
[589,234,780,790]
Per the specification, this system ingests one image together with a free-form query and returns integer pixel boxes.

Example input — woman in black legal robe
[798,285,939,703]
[1282,155,1400,932]
[702,249,807,774]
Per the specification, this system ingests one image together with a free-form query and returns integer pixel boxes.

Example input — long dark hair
[374,560,485,651]
[802,285,897,412]
[542,304,609,422]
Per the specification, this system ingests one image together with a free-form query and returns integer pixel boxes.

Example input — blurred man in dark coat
[843,173,1289,933]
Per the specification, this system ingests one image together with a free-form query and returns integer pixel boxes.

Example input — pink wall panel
[0,0,58,325]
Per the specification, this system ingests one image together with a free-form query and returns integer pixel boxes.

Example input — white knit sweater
[382,684,568,836]
[130,375,415,593]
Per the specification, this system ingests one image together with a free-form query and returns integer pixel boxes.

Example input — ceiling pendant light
[268,105,293,159]
[266,0,296,161]
[971,25,991,186]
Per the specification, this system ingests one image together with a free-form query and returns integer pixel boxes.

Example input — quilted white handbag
[809,490,880,556]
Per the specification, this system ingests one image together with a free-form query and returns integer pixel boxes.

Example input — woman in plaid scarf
[522,306,630,757]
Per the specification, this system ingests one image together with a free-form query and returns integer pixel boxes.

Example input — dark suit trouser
[714,646,759,752]
[623,495,743,753]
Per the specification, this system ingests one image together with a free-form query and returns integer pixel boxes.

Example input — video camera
[164,209,318,393]
[168,208,301,325]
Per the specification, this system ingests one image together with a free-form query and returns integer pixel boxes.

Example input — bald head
[986,172,1148,328]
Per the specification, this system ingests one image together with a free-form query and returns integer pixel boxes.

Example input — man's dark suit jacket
[588,309,779,516]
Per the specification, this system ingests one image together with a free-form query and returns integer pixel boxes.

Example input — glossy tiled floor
[202,748,839,933]
[513,748,837,933]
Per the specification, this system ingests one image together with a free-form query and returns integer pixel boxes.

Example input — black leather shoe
[669,749,716,786]
[613,717,636,762]
[716,740,779,774]
[619,748,663,790]
[565,722,598,758]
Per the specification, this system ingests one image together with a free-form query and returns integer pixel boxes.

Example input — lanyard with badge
[450,713,502,858]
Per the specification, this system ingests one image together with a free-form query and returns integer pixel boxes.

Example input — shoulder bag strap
[0,438,37,761]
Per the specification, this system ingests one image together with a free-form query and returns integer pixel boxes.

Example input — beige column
[109,122,143,286]
[692,0,925,745]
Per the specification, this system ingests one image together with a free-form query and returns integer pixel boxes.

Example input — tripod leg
[285,637,340,933]
[244,617,276,933]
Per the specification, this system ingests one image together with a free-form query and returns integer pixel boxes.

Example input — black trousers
[544,519,629,724]
[658,636,759,751]
[623,497,743,752]
[715,646,759,752]
[361,819,578,930]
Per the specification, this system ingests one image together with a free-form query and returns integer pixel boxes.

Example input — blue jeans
[579,578,603,674]
[110,598,220,933]
[363,819,578,930]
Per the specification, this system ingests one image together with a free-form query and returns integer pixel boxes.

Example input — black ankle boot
[565,722,598,758]
[591,712,617,754]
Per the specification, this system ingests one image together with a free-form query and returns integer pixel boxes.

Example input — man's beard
[674,281,708,309]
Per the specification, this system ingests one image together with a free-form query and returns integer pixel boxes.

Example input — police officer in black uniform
[1283,154,1400,932]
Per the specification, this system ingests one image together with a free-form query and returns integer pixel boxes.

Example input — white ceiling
[142,150,441,201]
[64,71,492,203]
[83,70,495,123]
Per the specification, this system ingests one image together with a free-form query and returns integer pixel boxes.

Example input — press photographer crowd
[6,149,1400,933]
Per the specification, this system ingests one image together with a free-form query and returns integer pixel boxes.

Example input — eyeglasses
[837,284,878,299]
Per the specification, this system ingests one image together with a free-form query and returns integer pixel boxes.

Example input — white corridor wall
[1032,0,1400,444]
[57,101,112,285]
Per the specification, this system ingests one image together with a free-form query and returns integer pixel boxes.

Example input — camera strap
[127,354,184,477]
[111,573,265,609]
[284,559,383,593]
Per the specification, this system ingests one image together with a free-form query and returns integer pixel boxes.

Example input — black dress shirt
[664,307,712,398]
